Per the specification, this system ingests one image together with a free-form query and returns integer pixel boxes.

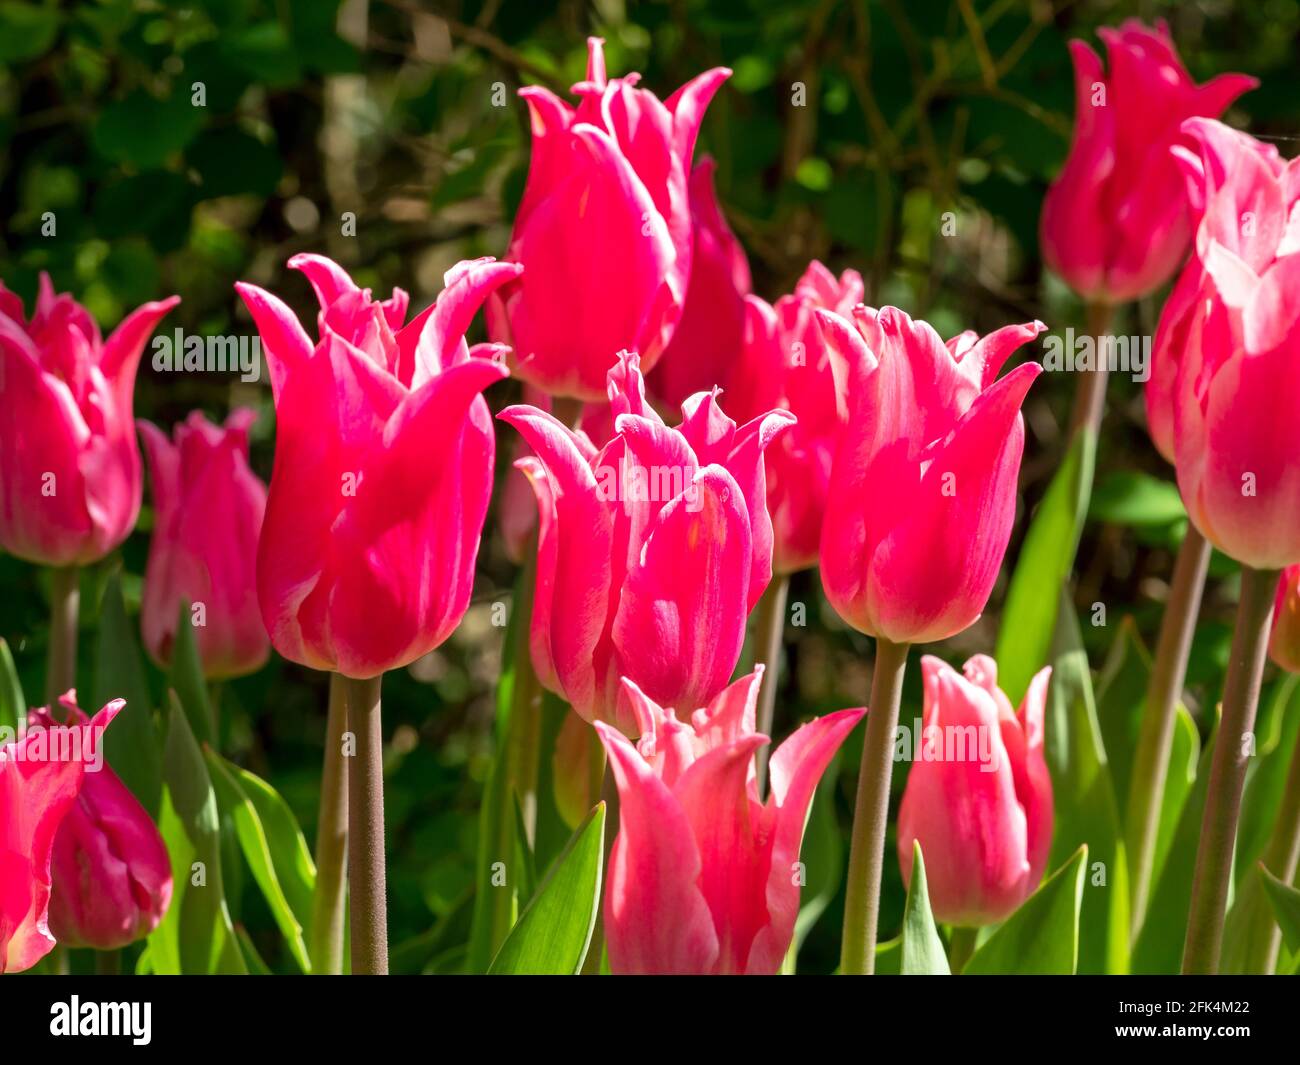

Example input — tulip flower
[31,697,172,950]
[1270,565,1300,675]
[236,254,518,679]
[0,275,178,566]
[1040,20,1255,305]
[816,305,1044,644]
[897,656,1054,927]
[500,351,792,735]
[486,37,730,400]
[648,157,752,410]
[138,409,269,679]
[593,670,864,974]
[0,695,119,973]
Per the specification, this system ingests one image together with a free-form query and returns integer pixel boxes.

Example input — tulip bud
[1269,565,1300,675]
[898,656,1053,927]
[817,305,1043,644]
[0,695,121,972]
[0,275,178,566]
[32,697,171,950]
[138,409,269,679]
[595,670,864,973]
[486,37,730,400]
[237,255,519,678]
[1040,20,1255,304]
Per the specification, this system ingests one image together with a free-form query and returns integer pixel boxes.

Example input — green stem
[840,636,910,975]
[309,673,349,975]
[1068,301,1115,438]
[1126,525,1212,934]
[344,673,387,975]
[754,574,791,793]
[46,566,79,708]
[1182,565,1280,974]
[1254,720,1300,972]
[94,949,121,975]
[506,552,542,845]
[947,926,977,974]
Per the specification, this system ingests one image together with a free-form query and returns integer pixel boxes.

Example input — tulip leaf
[488,802,605,975]
[1089,470,1187,527]
[1260,866,1300,955]
[788,752,845,968]
[235,926,274,975]
[159,692,246,974]
[1094,615,1151,803]
[1221,863,1288,974]
[169,598,215,748]
[996,428,1095,705]
[1234,675,1300,884]
[0,637,24,735]
[205,748,315,972]
[93,570,161,817]
[964,845,1087,975]
[901,842,949,974]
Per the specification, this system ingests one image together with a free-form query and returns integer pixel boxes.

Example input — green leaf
[489,802,605,975]
[0,2,60,64]
[93,571,160,816]
[168,599,214,747]
[964,846,1088,975]
[93,88,205,169]
[1094,615,1151,804]
[900,842,950,975]
[996,429,1095,704]
[0,637,25,735]
[205,749,314,972]
[235,926,274,975]
[187,128,283,198]
[1235,675,1300,883]
[159,693,245,974]
[1260,867,1300,955]
[1089,470,1187,527]
[789,752,845,962]
[1153,705,1200,885]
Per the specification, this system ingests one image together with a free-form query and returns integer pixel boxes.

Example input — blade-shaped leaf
[0,637,24,735]
[169,598,215,747]
[489,802,605,975]
[1260,866,1300,955]
[963,845,1088,975]
[901,842,949,974]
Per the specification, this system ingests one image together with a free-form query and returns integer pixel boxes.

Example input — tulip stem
[1068,301,1115,438]
[46,566,79,708]
[1126,525,1212,935]
[840,636,910,975]
[1182,564,1279,974]
[1251,722,1300,972]
[344,673,387,975]
[754,574,791,793]
[947,926,977,974]
[309,673,349,975]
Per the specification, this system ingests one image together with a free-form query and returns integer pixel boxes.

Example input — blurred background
[1,0,1297,972]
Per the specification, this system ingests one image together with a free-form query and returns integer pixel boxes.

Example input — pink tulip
[486,37,730,400]
[1269,565,1300,675]
[897,656,1053,927]
[817,305,1043,643]
[500,351,792,735]
[138,409,269,679]
[32,697,171,950]
[1040,20,1255,304]
[594,670,864,973]
[648,157,752,409]
[1170,136,1300,569]
[0,695,119,972]
[1147,120,1286,463]
[236,254,519,678]
[0,275,178,565]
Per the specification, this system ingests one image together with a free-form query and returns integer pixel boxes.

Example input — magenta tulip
[594,670,864,973]
[0,275,178,565]
[816,305,1043,643]
[898,655,1054,927]
[500,351,792,734]
[486,37,730,400]
[236,254,518,678]
[1040,20,1255,304]
[33,697,171,950]
[0,695,119,972]
[648,157,751,409]
[138,409,269,679]
[1270,565,1300,675]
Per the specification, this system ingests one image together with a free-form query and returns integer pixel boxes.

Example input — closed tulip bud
[0,275,178,566]
[487,37,730,400]
[32,697,171,950]
[817,305,1043,644]
[501,351,792,735]
[1040,20,1255,304]
[898,656,1053,927]
[648,157,752,409]
[236,254,519,678]
[595,670,865,973]
[0,695,120,972]
[138,409,269,679]
[1270,565,1300,675]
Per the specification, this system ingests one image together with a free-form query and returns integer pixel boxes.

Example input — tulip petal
[234,282,315,404]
